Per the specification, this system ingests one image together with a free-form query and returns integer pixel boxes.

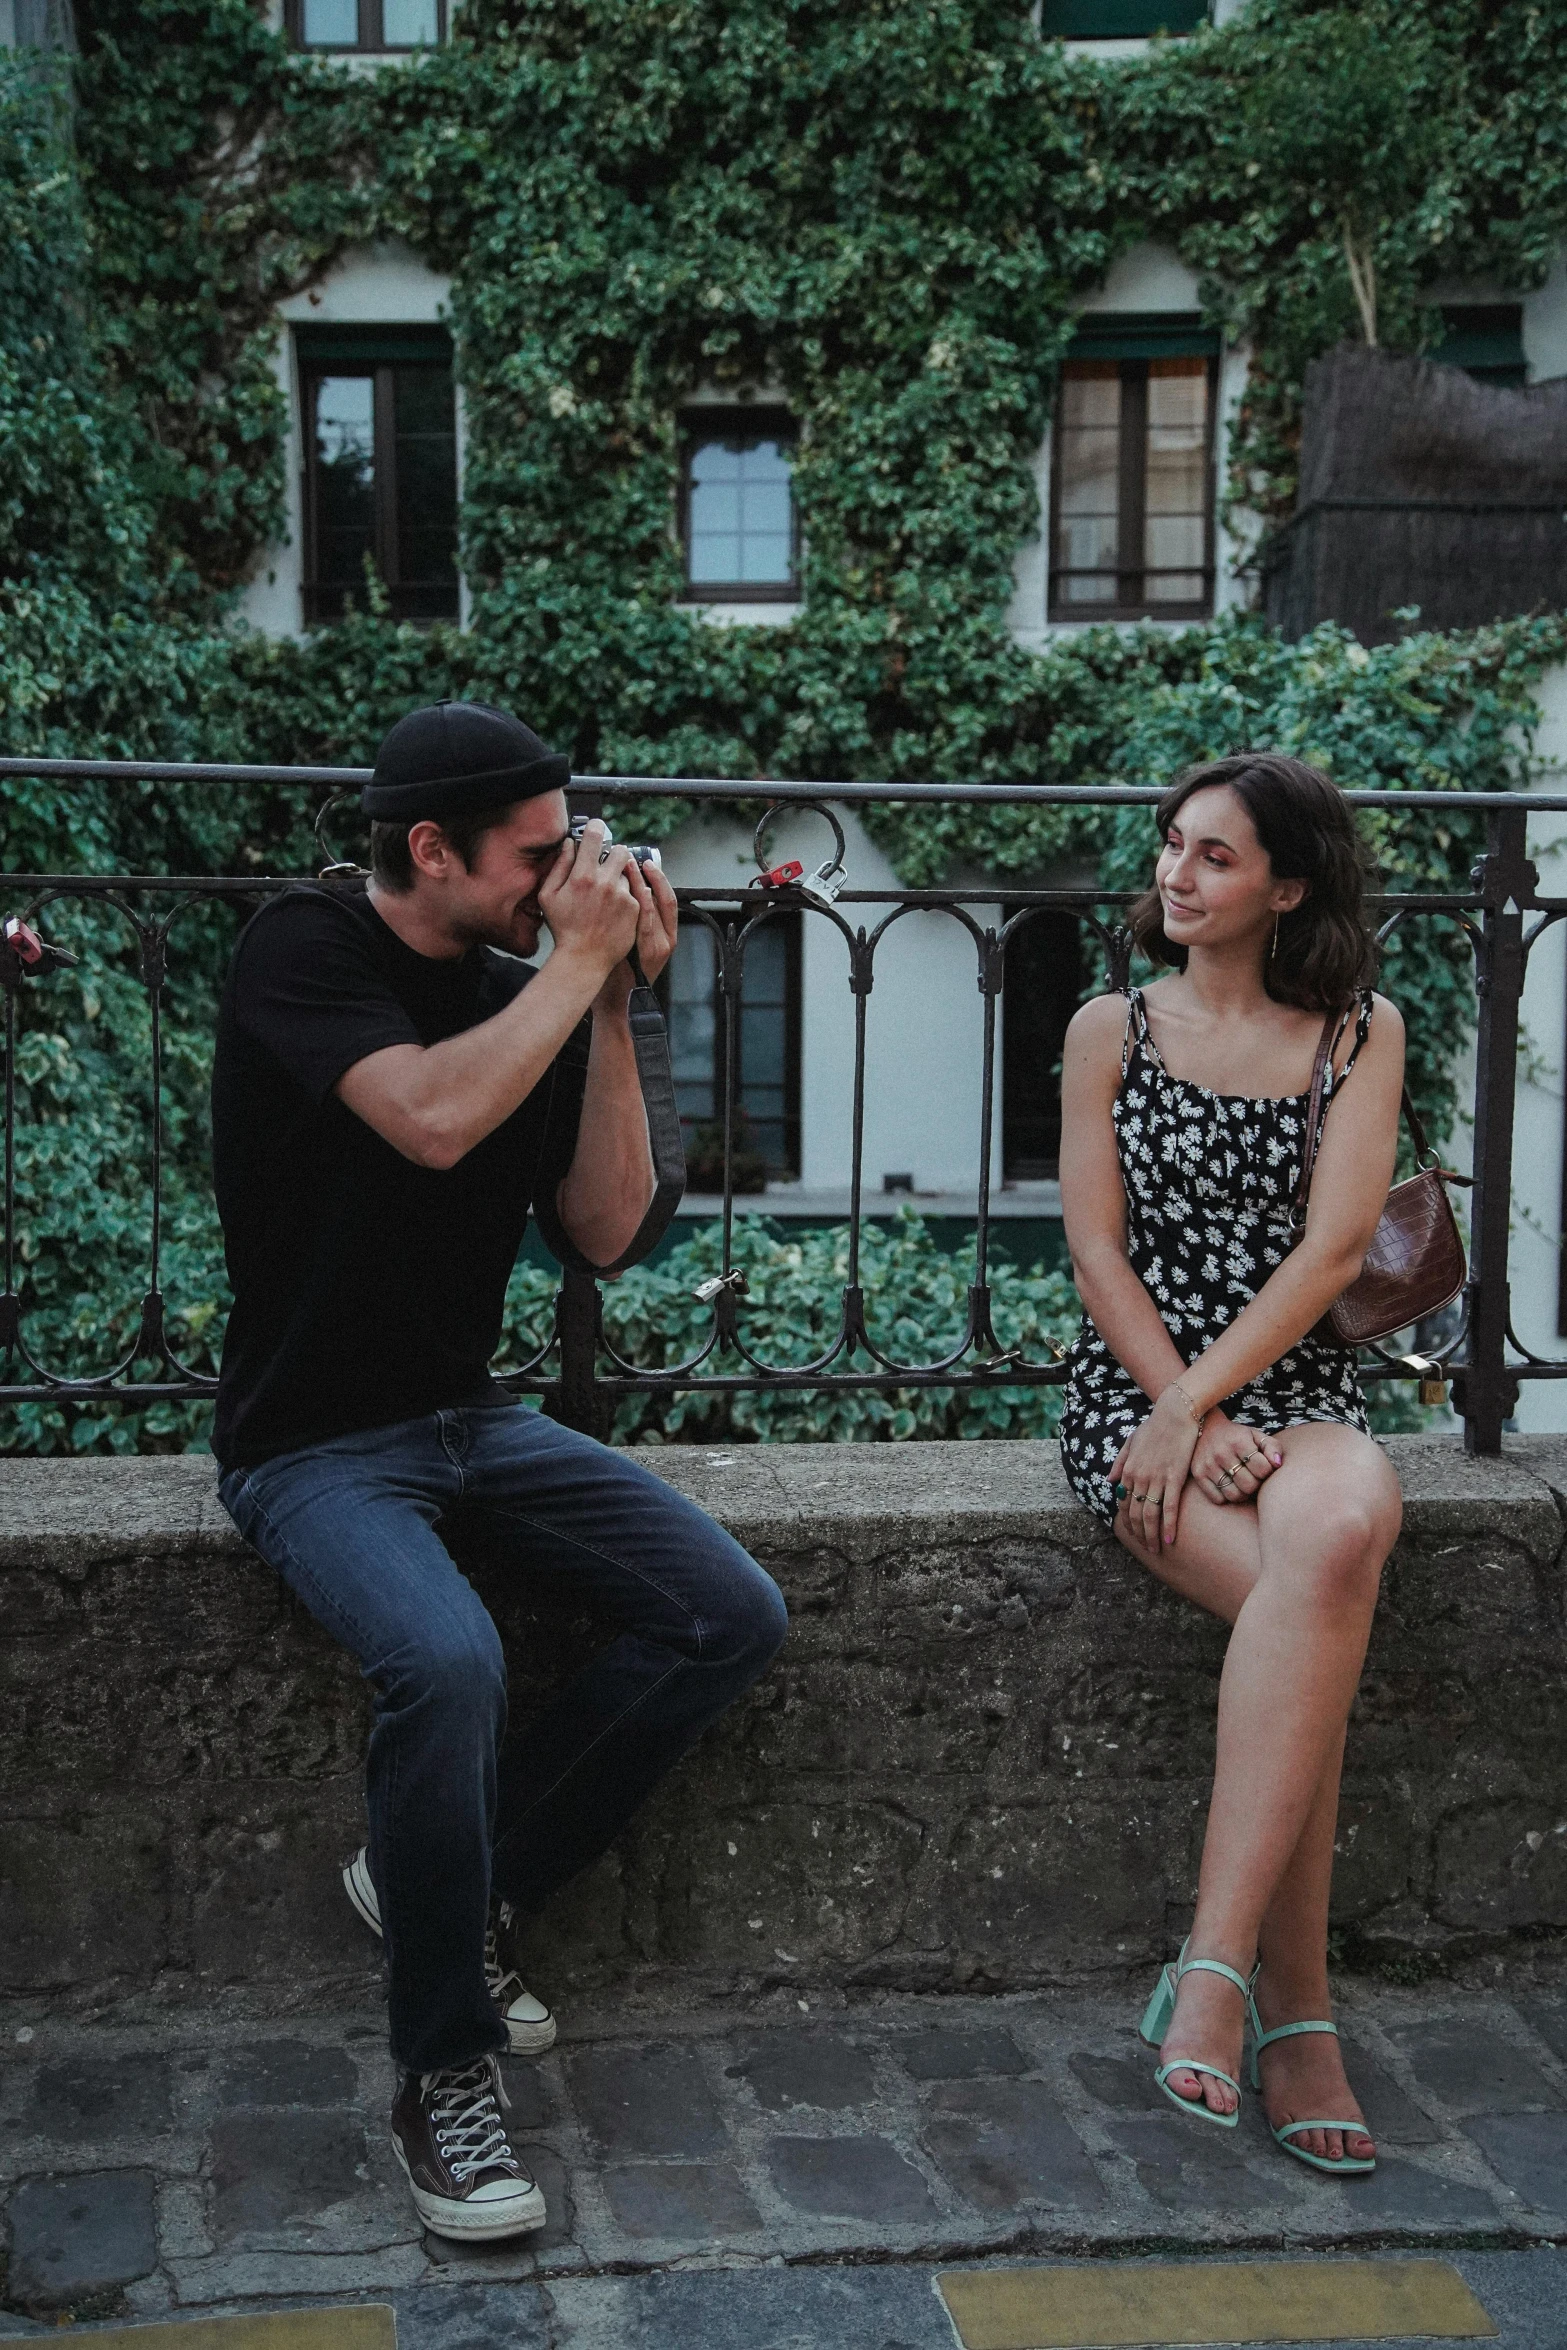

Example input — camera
[569,818,662,871]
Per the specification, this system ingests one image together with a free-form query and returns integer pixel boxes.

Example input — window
[662,914,802,1183]
[296,326,458,625]
[1040,0,1207,32]
[679,410,800,602]
[285,0,446,49]
[1049,314,1218,620]
[1002,910,1082,1180]
[1435,305,1527,390]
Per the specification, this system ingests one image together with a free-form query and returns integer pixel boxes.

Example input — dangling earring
[1271,913,1280,964]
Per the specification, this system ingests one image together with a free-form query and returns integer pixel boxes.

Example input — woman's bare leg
[1115,1424,1399,2135]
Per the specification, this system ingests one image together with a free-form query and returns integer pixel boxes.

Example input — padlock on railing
[694,1268,749,1305]
[752,801,848,911]
[0,916,77,989]
[1399,1350,1449,1407]
[797,854,847,910]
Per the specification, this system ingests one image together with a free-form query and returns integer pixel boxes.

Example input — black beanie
[361,701,570,823]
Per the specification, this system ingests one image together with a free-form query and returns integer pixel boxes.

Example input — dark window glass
[1435,304,1528,389]
[1002,909,1082,1181]
[661,913,802,1181]
[680,410,800,602]
[297,328,458,625]
[1040,0,1206,31]
[1050,351,1216,619]
[287,0,445,49]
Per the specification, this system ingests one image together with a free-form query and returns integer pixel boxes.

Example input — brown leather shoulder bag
[1294,1003,1470,1348]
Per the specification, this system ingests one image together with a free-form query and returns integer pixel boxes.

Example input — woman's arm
[1058,993,1190,1401]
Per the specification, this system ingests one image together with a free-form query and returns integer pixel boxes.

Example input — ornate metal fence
[0,755,1563,1456]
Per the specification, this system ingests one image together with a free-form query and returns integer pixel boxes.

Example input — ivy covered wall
[2,0,1567,1445]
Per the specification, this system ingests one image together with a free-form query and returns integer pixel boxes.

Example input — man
[211,701,787,2242]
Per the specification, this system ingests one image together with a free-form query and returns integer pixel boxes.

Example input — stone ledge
[2,1436,1565,2015]
[2,1430,1561,1557]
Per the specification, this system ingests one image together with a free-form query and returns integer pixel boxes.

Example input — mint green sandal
[1247,2012,1376,2175]
[1138,1943,1251,2129]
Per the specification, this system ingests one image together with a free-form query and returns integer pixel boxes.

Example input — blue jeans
[219,1404,787,2073]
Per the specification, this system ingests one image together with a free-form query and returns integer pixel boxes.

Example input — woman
[1057,752,1404,2176]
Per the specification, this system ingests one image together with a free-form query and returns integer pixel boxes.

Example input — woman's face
[1155,784,1304,955]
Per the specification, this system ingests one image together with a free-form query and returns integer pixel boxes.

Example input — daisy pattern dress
[1058,986,1373,1529]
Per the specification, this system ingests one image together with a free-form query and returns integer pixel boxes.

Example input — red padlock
[759,859,805,889]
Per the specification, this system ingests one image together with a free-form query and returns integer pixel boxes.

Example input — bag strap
[528,951,689,1278]
[1292,999,1470,1228]
[1290,1010,1340,1227]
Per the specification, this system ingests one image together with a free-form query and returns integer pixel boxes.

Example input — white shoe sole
[343,1849,381,1936]
[343,1849,559,2055]
[392,2136,547,2240]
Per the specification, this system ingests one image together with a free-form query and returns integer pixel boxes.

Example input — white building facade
[235,7,1567,1427]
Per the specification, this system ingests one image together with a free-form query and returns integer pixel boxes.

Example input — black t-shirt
[210,885,582,1469]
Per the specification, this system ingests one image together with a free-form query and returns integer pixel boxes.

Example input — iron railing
[1,755,1564,1455]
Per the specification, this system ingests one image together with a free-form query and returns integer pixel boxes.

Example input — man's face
[441,792,570,956]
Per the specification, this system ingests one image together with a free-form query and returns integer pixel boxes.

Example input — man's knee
[395,1604,507,1719]
[704,1543,789,1675]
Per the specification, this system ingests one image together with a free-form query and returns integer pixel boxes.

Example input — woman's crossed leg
[1116,1420,1400,2163]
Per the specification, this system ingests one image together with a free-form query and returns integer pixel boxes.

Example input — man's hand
[541,824,678,1016]
[631,858,678,988]
[537,820,644,988]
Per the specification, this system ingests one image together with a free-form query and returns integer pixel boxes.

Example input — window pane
[381,0,439,39]
[741,480,791,535]
[693,482,740,536]
[740,1003,786,1088]
[302,0,359,43]
[393,364,457,616]
[1145,515,1205,571]
[691,442,741,483]
[739,532,792,585]
[312,374,376,591]
[1145,357,1208,514]
[1054,362,1120,604]
[689,530,744,584]
[1060,368,1122,429]
[686,429,796,589]
[668,927,717,1124]
[1143,358,1208,603]
[743,922,787,1000]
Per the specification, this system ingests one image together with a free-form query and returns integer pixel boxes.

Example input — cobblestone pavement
[7,1979,1567,2336]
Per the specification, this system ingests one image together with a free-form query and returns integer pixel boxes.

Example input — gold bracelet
[1166,1379,1206,1426]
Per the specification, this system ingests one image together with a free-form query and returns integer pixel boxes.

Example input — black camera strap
[529,952,688,1278]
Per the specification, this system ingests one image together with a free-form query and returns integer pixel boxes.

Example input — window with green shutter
[285,0,446,50]
[1434,305,1527,389]
[1049,314,1219,622]
[1039,1,1208,36]
[295,326,459,626]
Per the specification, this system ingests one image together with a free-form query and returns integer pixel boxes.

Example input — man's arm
[335,830,653,1171]
[555,863,680,1265]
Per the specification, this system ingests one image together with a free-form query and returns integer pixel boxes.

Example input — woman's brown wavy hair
[1127,752,1377,1013]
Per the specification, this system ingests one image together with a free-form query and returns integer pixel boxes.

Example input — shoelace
[423,2056,521,2183]
[483,1903,522,2001]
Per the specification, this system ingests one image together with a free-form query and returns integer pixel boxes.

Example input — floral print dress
[1058,987,1373,1528]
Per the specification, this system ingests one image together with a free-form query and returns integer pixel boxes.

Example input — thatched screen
[1263,346,1567,644]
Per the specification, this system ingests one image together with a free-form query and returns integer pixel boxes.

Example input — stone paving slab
[5,2251,1567,2350]
[8,1981,1567,2327]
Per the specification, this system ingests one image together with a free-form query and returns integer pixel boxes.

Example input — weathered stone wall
[3,1437,1567,2019]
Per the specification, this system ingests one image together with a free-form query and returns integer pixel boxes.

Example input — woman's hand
[1110,1385,1205,1552]
[1190,1411,1283,1507]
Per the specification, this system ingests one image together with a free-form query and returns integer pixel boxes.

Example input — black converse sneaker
[390,2054,547,2239]
[342,1847,557,2054]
